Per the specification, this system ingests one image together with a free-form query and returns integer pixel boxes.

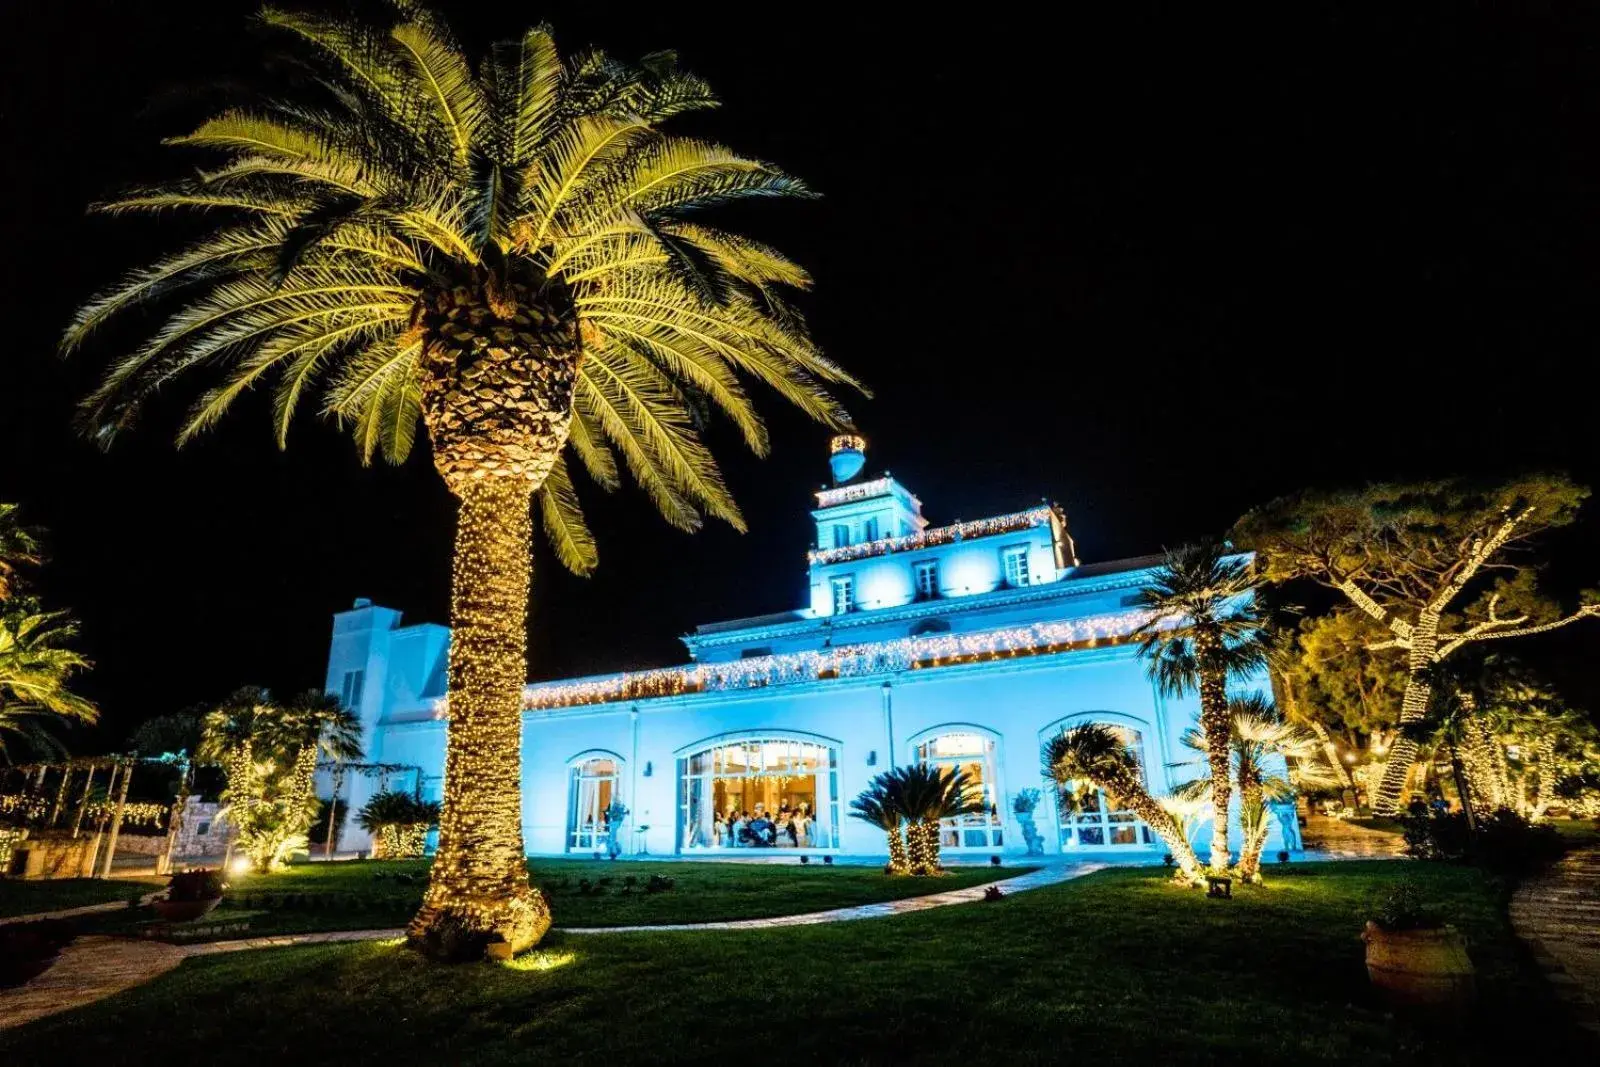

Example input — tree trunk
[408,480,551,956]
[406,273,578,959]
[884,825,909,874]
[1127,791,1205,884]
[1194,631,1232,870]
[1372,614,1438,815]
[1236,779,1268,882]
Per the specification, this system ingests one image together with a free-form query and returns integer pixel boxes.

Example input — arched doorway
[1045,720,1158,850]
[677,735,840,852]
[566,752,623,853]
[910,728,1004,851]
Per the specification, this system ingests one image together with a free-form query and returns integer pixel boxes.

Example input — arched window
[677,736,840,852]
[567,755,622,853]
[913,730,1003,850]
[1055,725,1155,849]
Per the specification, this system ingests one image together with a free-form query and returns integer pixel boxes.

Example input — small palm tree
[1133,541,1267,870]
[358,789,441,859]
[0,504,40,603]
[65,4,858,956]
[0,610,98,761]
[849,779,909,875]
[200,687,362,872]
[878,763,985,875]
[1171,694,1334,881]
[1044,724,1204,884]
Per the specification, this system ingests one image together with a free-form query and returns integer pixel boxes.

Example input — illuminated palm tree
[199,687,362,872]
[65,5,857,955]
[849,778,910,874]
[1132,542,1267,870]
[0,504,40,603]
[1044,723,1205,884]
[0,611,98,761]
[878,763,985,875]
[1171,694,1335,882]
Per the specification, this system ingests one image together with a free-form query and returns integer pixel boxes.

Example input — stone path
[0,862,1098,1030]
[564,862,1100,933]
[1510,846,1600,1038]
[0,936,186,1031]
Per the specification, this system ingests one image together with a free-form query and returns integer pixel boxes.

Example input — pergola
[0,755,173,878]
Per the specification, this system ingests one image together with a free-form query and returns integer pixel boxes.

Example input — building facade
[324,438,1300,860]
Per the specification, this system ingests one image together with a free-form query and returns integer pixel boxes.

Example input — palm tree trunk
[1126,791,1204,884]
[1194,632,1232,870]
[885,825,909,874]
[408,480,551,957]
[1236,780,1267,882]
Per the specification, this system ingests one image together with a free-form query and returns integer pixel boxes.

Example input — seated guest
[731,814,748,847]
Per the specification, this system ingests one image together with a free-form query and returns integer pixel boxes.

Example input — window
[739,646,773,659]
[679,738,839,850]
[339,669,365,709]
[567,757,622,852]
[861,517,880,542]
[196,821,211,837]
[830,576,855,615]
[1055,726,1154,849]
[913,732,1002,849]
[1002,546,1031,588]
[914,560,940,600]
[831,524,851,549]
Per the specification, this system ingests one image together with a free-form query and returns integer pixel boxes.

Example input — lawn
[0,876,156,918]
[76,858,1023,940]
[1,861,1579,1065]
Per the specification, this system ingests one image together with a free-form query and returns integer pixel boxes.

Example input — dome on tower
[828,434,866,484]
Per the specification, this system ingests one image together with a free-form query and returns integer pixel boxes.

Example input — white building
[323,437,1299,860]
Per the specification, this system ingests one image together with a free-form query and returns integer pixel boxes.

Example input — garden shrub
[1401,803,1565,875]
[645,874,675,894]
[167,868,224,902]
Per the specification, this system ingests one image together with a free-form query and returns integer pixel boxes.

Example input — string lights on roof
[508,608,1165,713]
[807,506,1056,566]
[814,477,895,509]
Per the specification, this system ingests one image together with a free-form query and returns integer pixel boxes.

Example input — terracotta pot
[152,896,223,922]
[1362,921,1476,1008]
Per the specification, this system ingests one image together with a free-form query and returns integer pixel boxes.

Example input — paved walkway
[0,936,186,1031]
[0,862,1098,1031]
[1510,846,1600,1038]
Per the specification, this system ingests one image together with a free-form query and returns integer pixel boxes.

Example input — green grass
[0,877,155,918]
[1,862,1578,1065]
[76,858,1022,940]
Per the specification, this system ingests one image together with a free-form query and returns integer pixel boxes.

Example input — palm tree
[199,687,361,872]
[270,690,364,827]
[848,777,910,875]
[0,610,98,761]
[1043,724,1205,884]
[357,789,441,859]
[0,504,39,603]
[64,5,858,956]
[1132,541,1267,871]
[878,763,986,875]
[1171,694,1335,882]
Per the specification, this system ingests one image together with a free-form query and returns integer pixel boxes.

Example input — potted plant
[153,867,226,922]
[1361,880,1475,1008]
[1012,788,1045,856]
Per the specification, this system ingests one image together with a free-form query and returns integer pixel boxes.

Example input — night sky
[2,3,1597,746]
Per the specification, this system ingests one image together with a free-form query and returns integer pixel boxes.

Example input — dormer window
[1002,546,1031,588]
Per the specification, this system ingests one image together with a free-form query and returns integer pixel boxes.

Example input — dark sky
[2,2,1598,746]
